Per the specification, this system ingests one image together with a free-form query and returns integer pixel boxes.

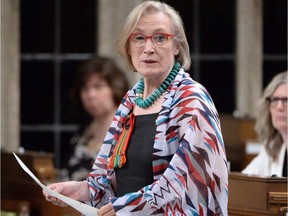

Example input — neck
[135,62,180,109]
[142,81,159,99]
[281,131,287,146]
[143,66,174,97]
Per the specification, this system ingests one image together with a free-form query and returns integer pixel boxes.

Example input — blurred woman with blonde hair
[242,71,288,177]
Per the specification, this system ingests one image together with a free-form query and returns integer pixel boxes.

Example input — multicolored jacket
[86,68,228,215]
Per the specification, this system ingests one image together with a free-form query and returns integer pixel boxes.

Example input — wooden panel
[1,151,80,216]
[220,114,257,144]
[228,172,288,215]
[220,114,258,171]
[1,199,30,214]
[268,192,288,212]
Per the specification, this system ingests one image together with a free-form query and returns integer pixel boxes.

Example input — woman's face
[128,12,179,81]
[269,83,288,135]
[80,74,115,118]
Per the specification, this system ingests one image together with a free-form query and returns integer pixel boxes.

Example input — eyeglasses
[266,97,288,107]
[129,33,175,48]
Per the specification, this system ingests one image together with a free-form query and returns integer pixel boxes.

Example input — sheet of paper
[13,153,98,216]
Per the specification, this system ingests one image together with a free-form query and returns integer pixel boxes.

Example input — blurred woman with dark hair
[63,56,129,181]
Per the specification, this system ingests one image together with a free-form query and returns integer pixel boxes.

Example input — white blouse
[242,143,287,177]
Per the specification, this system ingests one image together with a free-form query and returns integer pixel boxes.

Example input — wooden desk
[228,172,288,216]
[1,151,80,216]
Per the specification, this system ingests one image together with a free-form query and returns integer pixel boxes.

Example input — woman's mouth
[143,60,157,64]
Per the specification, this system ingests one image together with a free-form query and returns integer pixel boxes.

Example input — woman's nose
[86,89,99,98]
[143,39,155,54]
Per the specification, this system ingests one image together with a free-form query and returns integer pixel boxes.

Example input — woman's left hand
[97,202,116,216]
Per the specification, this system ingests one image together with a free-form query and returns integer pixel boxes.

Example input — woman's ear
[174,47,179,56]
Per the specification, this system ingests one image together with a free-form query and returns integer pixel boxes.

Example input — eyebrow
[132,27,168,34]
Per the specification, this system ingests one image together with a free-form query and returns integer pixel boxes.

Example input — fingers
[48,196,67,207]
[43,189,54,202]
[42,184,58,202]
[52,201,58,206]
[98,209,115,216]
[51,200,68,207]
[58,202,68,207]
[97,203,116,216]
[42,183,68,207]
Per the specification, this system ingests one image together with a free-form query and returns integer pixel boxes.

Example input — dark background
[20,0,287,168]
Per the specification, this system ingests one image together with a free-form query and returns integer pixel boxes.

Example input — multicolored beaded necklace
[135,61,181,108]
[108,62,181,169]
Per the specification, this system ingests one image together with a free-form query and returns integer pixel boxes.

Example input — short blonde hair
[117,0,191,71]
[255,71,288,159]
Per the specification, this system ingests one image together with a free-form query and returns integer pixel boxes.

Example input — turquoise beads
[135,62,181,109]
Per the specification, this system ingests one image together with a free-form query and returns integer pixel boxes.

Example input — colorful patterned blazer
[86,68,228,216]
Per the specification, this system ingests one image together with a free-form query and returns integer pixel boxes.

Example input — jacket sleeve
[85,141,116,208]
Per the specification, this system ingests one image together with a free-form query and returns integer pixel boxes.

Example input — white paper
[13,153,98,216]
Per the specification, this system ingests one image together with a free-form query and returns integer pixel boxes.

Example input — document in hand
[13,153,98,216]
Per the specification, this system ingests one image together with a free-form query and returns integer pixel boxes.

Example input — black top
[282,150,287,177]
[115,113,158,197]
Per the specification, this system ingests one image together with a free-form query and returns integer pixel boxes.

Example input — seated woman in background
[242,71,287,177]
[62,57,129,181]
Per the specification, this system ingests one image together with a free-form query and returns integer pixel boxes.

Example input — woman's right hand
[42,181,90,207]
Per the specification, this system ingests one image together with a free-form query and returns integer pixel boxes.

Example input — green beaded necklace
[135,62,181,109]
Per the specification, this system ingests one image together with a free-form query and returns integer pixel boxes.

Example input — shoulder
[171,70,217,117]
[175,70,213,102]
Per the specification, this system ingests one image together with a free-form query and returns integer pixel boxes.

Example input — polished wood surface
[1,151,80,216]
[228,172,288,216]
[220,114,258,171]
[1,199,30,215]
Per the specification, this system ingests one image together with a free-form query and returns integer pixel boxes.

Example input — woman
[43,1,228,215]
[63,57,129,181]
[242,71,288,177]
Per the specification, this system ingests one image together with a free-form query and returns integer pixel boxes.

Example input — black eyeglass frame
[266,97,288,107]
